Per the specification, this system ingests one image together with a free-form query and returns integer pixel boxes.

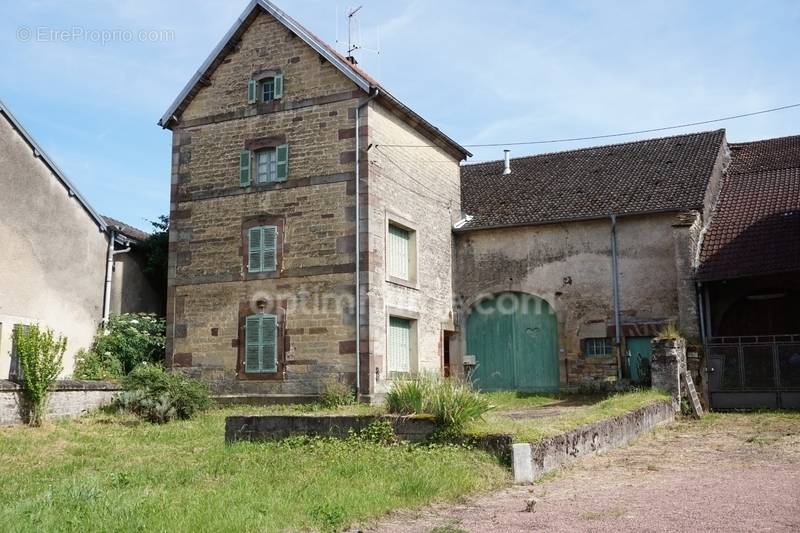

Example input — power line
[375,102,800,149]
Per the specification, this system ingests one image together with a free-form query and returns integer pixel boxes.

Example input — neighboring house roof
[158,0,471,159]
[103,216,150,243]
[0,98,108,232]
[697,135,800,281]
[458,129,726,231]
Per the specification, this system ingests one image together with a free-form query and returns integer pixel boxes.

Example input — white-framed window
[585,337,613,358]
[239,144,289,186]
[262,78,275,102]
[386,221,416,284]
[256,148,278,183]
[387,316,415,377]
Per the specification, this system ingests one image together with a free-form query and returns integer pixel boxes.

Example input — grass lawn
[468,389,670,442]
[0,407,507,533]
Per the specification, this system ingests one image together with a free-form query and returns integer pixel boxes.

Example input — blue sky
[1,0,798,230]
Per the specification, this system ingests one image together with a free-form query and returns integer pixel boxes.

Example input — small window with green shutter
[387,223,415,282]
[247,79,257,104]
[387,317,413,377]
[276,144,288,181]
[244,314,278,373]
[248,225,278,273]
[240,150,252,186]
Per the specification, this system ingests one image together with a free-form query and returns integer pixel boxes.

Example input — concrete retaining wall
[0,380,120,425]
[225,414,437,443]
[512,400,676,483]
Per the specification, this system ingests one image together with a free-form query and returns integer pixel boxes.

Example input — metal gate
[707,335,800,409]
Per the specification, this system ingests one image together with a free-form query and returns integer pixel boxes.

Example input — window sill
[386,276,419,290]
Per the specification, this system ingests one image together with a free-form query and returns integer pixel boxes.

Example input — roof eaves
[0,98,108,232]
[453,206,698,233]
[158,0,370,128]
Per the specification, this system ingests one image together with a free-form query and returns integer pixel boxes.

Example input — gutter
[610,215,623,380]
[354,88,380,399]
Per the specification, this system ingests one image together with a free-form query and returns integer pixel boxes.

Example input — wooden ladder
[681,370,704,418]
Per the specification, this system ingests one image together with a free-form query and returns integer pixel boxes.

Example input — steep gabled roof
[0,98,107,232]
[158,0,470,159]
[458,130,726,231]
[697,135,800,281]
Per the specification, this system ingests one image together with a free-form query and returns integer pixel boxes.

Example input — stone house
[159,0,469,402]
[161,0,797,402]
[0,98,159,379]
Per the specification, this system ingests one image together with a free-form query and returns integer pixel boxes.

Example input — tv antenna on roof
[335,4,381,72]
[346,5,362,63]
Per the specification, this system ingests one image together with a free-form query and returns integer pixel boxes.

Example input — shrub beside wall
[13,325,66,426]
[74,313,166,380]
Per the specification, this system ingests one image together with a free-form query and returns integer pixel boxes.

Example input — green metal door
[466,292,559,392]
[627,336,653,383]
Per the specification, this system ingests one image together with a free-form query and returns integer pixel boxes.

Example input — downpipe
[102,231,131,325]
[610,215,623,380]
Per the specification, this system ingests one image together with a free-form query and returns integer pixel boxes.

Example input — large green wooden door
[466,293,559,392]
[627,336,653,383]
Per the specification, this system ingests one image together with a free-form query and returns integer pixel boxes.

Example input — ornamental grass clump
[13,325,66,426]
[386,374,490,432]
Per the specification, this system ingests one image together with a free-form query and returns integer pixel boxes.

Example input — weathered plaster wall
[363,102,462,396]
[111,249,164,316]
[0,115,107,378]
[453,212,689,384]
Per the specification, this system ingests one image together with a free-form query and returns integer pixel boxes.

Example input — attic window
[247,73,283,104]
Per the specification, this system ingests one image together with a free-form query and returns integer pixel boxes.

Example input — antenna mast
[346,5,362,64]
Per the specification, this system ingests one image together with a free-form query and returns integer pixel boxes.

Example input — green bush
[74,313,165,380]
[319,379,356,409]
[114,364,212,423]
[386,374,490,432]
[13,325,66,426]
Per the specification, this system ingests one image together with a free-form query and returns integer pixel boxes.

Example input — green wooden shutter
[248,227,263,272]
[260,315,278,372]
[276,144,288,181]
[247,79,257,104]
[273,73,284,99]
[388,317,411,375]
[244,315,261,372]
[387,225,410,279]
[240,150,252,186]
[262,226,277,272]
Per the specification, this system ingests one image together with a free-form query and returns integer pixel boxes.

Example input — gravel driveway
[360,412,800,532]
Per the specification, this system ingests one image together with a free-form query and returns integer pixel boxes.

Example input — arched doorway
[466,292,559,392]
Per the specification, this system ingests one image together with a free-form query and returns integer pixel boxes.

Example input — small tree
[14,325,66,426]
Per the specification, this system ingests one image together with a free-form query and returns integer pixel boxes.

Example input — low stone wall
[0,380,120,425]
[225,414,438,443]
[512,400,676,483]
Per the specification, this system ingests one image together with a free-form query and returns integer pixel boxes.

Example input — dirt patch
[360,413,800,532]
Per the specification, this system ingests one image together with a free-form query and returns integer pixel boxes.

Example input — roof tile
[459,130,725,229]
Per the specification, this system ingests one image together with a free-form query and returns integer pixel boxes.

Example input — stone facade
[0,380,120,425]
[164,8,463,397]
[361,104,461,397]
[452,212,696,385]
